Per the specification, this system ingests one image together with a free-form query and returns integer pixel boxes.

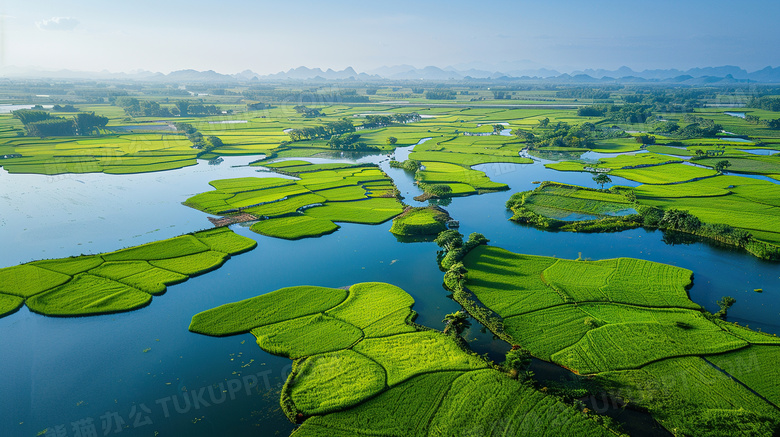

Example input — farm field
[455,243,780,436]
[3,80,780,437]
[506,174,780,258]
[506,182,639,232]
[0,227,255,318]
[190,282,619,436]
[184,164,405,239]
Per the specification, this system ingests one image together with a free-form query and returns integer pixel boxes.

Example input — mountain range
[2,64,780,84]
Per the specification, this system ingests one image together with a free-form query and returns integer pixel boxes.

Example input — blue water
[720,137,753,143]
[1,147,779,436]
[580,150,648,162]
[740,148,780,156]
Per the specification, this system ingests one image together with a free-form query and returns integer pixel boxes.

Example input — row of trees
[13,110,108,137]
[287,113,421,142]
[425,90,456,100]
[293,105,322,118]
[677,114,723,138]
[362,113,421,129]
[576,103,654,123]
[287,118,356,142]
[748,96,780,112]
[326,133,378,151]
[514,121,598,148]
[115,97,222,117]
[172,122,223,152]
[558,88,613,100]
[739,113,780,130]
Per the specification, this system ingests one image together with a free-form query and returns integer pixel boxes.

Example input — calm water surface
[1,145,778,436]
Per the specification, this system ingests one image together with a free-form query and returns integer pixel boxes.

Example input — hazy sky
[1,0,778,74]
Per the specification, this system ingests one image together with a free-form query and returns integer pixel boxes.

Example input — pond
[580,150,648,162]
[0,104,52,114]
[720,137,753,143]
[1,143,779,436]
[740,148,780,156]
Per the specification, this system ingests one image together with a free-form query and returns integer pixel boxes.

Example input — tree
[512,128,534,141]
[592,173,612,189]
[12,109,52,125]
[442,311,471,336]
[492,124,505,134]
[635,134,656,145]
[694,149,706,158]
[386,136,398,145]
[715,296,736,319]
[661,209,701,232]
[503,346,532,379]
[714,160,732,174]
[434,230,463,252]
[73,112,109,136]
[25,118,75,137]
[538,117,550,128]
[174,101,190,117]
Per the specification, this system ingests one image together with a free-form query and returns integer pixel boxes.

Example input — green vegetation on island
[389,206,450,237]
[0,227,256,318]
[184,164,405,240]
[443,242,780,436]
[506,182,641,233]
[506,178,780,260]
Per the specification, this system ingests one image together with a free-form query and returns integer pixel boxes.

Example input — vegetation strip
[506,180,780,260]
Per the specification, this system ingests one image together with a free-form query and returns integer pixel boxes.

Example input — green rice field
[190,282,618,436]
[185,164,404,239]
[457,244,780,435]
[0,227,256,318]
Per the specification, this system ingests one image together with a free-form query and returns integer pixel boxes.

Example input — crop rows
[190,282,615,436]
[0,227,256,318]
[459,244,780,435]
[185,164,405,239]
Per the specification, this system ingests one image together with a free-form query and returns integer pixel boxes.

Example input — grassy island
[507,177,780,260]
[190,282,622,436]
[184,164,405,240]
[445,243,780,436]
[389,206,450,236]
[0,227,256,318]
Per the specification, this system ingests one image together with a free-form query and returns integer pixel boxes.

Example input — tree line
[13,110,108,137]
[327,133,378,151]
[114,97,222,117]
[286,113,421,142]
[425,90,456,100]
[287,118,356,142]
[172,122,224,154]
[576,103,653,123]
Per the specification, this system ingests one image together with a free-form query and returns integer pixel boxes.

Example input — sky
[1,0,778,75]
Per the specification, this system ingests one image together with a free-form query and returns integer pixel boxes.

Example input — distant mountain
[2,64,780,84]
[262,66,376,81]
[163,69,236,83]
[568,65,780,82]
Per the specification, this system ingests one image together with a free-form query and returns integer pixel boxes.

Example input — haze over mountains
[2,64,780,84]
